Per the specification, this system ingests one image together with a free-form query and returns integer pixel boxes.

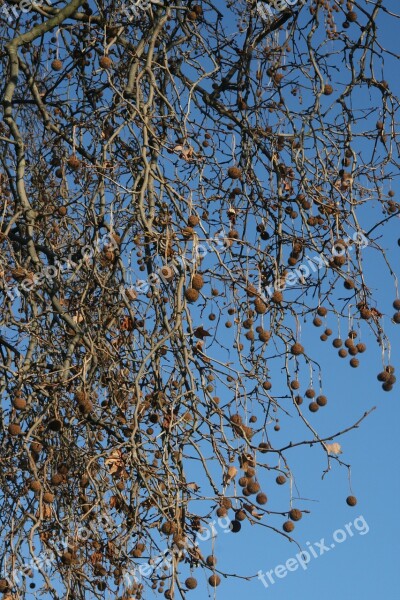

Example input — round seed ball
[185,577,197,590]
[289,509,302,521]
[256,492,268,505]
[208,574,221,587]
[8,423,21,436]
[346,495,357,506]
[283,521,295,533]
[51,59,62,71]
[12,396,27,410]
[185,288,199,303]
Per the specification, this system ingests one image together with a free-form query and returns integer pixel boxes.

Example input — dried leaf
[325,442,342,455]
[223,466,238,486]
[105,449,125,475]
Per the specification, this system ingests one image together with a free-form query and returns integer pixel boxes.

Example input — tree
[0,0,399,597]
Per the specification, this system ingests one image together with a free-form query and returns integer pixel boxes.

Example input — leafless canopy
[0,0,399,598]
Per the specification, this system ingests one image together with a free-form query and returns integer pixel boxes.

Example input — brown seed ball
[283,521,295,533]
[291,342,304,356]
[185,577,198,590]
[182,226,195,239]
[246,480,261,495]
[348,346,358,356]
[235,509,246,521]
[12,396,27,410]
[185,288,199,303]
[30,442,42,454]
[258,442,270,453]
[276,475,287,485]
[191,274,204,290]
[294,395,303,405]
[271,291,283,303]
[305,388,315,399]
[320,334,328,341]
[325,328,333,336]
[344,338,354,348]
[67,155,80,170]
[29,480,41,492]
[43,492,55,504]
[61,551,73,565]
[350,358,359,368]
[206,555,217,567]
[254,299,268,314]
[289,509,302,521]
[290,380,300,390]
[356,343,366,353]
[51,59,63,71]
[216,507,227,518]
[323,84,333,95]
[262,380,272,391]
[208,574,221,587]
[58,206,67,217]
[382,383,393,392]
[346,495,357,506]
[220,497,232,509]
[227,166,242,179]
[393,299,400,310]
[344,278,355,289]
[309,402,319,413]
[313,317,322,327]
[51,473,64,486]
[238,477,248,487]
[0,580,8,592]
[161,521,176,535]
[99,56,112,69]
[8,423,21,436]
[187,215,200,227]
[230,414,242,425]
[316,395,327,407]
[347,10,357,21]
[259,330,271,342]
[393,312,400,324]
[338,349,348,358]
[332,338,342,348]
[360,307,372,320]
[317,306,328,316]
[256,492,268,505]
